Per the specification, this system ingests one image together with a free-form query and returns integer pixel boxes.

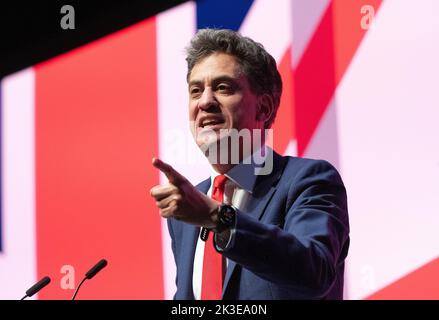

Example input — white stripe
[283,140,298,157]
[291,0,330,68]
[303,97,340,170]
[0,69,37,299]
[239,0,292,64]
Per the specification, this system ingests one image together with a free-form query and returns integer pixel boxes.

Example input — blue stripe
[196,0,254,31]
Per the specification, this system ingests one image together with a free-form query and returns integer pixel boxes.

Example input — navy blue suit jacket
[167,151,350,299]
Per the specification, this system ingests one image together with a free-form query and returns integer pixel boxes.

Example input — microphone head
[25,276,51,297]
[85,259,108,280]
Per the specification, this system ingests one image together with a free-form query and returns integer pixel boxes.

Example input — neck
[207,143,267,174]
[210,163,235,174]
[202,129,268,173]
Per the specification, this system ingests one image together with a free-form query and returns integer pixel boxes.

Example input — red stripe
[294,3,335,156]
[271,46,295,155]
[294,0,382,156]
[366,257,439,300]
[35,18,163,299]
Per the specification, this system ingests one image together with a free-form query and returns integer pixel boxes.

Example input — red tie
[201,174,227,300]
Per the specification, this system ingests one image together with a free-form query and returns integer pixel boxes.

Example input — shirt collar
[209,145,269,194]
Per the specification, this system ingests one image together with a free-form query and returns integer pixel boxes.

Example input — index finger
[152,157,187,185]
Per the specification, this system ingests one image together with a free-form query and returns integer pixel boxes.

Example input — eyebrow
[188,75,240,87]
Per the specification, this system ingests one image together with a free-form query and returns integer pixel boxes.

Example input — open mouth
[199,118,225,129]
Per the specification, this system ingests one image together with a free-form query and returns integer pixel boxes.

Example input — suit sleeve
[217,159,350,297]
[167,219,179,299]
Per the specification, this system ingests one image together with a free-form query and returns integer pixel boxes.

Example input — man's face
[188,53,263,150]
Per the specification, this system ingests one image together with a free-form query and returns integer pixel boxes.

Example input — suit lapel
[250,150,287,221]
[178,178,211,299]
[179,154,287,299]
[222,151,287,298]
[178,224,199,299]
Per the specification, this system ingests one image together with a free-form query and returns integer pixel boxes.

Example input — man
[150,29,349,300]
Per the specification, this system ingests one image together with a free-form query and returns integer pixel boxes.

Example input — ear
[256,94,275,125]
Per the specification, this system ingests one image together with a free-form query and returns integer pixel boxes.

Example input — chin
[196,133,219,150]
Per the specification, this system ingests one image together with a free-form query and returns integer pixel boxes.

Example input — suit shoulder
[282,156,338,173]
[280,156,343,184]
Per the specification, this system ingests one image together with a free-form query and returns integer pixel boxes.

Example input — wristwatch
[214,204,236,233]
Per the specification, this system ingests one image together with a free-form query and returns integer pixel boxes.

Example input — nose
[197,87,218,111]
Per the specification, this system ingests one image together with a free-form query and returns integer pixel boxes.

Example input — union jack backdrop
[1,0,439,299]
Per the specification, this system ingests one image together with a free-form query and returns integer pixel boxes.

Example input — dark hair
[185,28,282,129]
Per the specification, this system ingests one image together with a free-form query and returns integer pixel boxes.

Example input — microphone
[21,276,51,300]
[85,259,108,280]
[72,259,108,300]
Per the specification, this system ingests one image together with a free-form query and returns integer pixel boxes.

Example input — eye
[217,83,232,93]
[190,86,202,97]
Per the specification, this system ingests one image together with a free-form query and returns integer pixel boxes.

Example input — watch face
[215,205,235,233]
[221,205,235,223]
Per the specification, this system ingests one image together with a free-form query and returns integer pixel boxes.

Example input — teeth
[201,119,222,127]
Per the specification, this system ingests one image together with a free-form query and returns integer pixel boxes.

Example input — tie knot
[212,175,227,202]
[213,175,228,190]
